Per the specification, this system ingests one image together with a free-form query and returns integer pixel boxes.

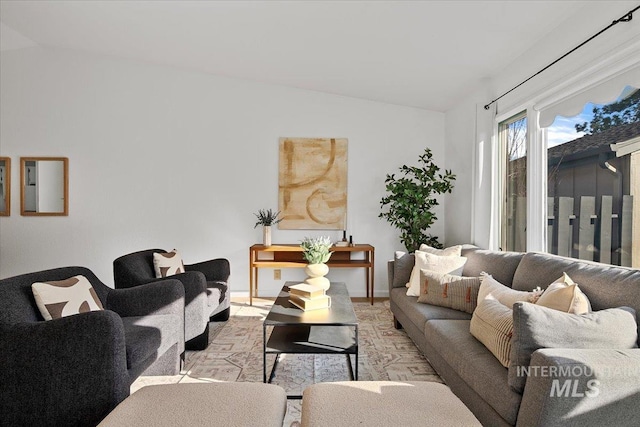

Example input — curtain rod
[483,5,640,110]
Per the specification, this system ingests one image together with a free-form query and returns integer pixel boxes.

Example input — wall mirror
[0,157,10,216]
[20,157,69,216]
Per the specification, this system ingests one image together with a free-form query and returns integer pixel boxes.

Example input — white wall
[444,2,640,249]
[0,47,445,297]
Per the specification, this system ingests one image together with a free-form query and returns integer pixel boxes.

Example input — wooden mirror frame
[0,157,10,216]
[20,157,69,216]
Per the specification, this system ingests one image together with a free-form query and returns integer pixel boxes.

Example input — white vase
[263,226,271,247]
[304,263,330,290]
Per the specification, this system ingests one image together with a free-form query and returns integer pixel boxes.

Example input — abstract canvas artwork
[278,137,348,230]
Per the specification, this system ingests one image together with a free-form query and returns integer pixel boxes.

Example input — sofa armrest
[517,348,640,427]
[0,310,130,426]
[105,279,185,318]
[185,258,230,282]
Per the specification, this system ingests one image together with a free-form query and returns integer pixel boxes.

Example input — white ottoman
[301,381,480,426]
[99,383,287,427]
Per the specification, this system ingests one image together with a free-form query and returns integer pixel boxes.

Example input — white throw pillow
[477,273,536,308]
[32,275,104,321]
[406,245,463,292]
[418,244,463,257]
[153,249,185,278]
[406,251,467,297]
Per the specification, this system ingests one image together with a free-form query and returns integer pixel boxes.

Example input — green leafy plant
[379,148,456,252]
[300,236,333,264]
[253,209,282,227]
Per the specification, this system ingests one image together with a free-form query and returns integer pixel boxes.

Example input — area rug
[131,300,442,426]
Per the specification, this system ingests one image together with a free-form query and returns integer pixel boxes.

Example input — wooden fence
[547,195,634,267]
[506,195,634,266]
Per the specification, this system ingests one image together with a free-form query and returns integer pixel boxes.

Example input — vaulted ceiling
[0,1,632,111]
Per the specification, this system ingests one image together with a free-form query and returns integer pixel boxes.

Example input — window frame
[492,106,547,253]
[490,43,640,254]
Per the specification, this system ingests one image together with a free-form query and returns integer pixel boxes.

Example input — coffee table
[263,282,358,399]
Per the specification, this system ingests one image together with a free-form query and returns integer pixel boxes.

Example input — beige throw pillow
[417,269,481,314]
[406,252,467,297]
[153,249,185,278]
[32,275,104,321]
[535,272,592,314]
[470,297,514,367]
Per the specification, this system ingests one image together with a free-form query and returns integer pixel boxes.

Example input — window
[546,87,639,266]
[491,47,640,266]
[499,112,527,252]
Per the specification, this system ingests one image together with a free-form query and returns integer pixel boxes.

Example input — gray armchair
[113,249,230,350]
[0,266,184,427]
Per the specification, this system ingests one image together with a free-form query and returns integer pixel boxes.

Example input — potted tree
[254,209,282,247]
[379,148,456,252]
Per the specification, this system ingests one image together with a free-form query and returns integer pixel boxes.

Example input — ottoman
[301,381,480,426]
[99,383,287,427]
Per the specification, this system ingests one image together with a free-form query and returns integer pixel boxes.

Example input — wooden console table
[249,244,375,306]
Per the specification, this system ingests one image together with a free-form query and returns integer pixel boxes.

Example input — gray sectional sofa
[388,246,640,427]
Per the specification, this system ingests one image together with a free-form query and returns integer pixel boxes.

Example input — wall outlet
[274,269,281,280]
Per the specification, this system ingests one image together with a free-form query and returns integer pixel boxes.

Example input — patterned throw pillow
[470,298,514,367]
[535,272,592,314]
[417,269,481,314]
[31,275,104,321]
[406,252,467,297]
[153,249,185,278]
[469,274,538,367]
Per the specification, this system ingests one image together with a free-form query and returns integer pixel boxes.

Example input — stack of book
[288,283,331,311]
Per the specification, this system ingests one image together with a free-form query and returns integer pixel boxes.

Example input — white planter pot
[263,226,272,247]
[304,263,330,290]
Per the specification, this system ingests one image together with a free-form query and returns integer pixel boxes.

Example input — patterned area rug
[131,300,442,426]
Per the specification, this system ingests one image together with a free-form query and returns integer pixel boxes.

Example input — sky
[547,85,638,147]
[546,103,592,147]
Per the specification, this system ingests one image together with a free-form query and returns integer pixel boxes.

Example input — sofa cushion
[461,247,524,286]
[31,275,104,321]
[206,281,225,306]
[424,319,522,425]
[122,314,181,370]
[509,302,638,393]
[511,252,640,314]
[535,273,591,314]
[417,270,481,314]
[392,252,415,288]
[406,252,467,297]
[390,288,471,331]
